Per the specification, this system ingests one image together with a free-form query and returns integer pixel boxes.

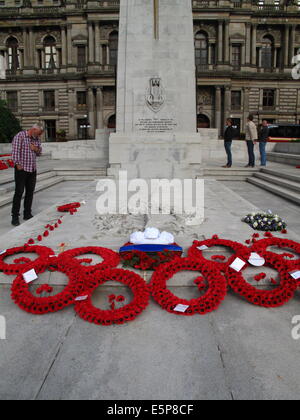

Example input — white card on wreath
[0,250,7,255]
[248,253,265,267]
[22,269,38,284]
[174,304,189,313]
[290,270,300,280]
[75,295,88,302]
[197,245,208,251]
[230,258,246,272]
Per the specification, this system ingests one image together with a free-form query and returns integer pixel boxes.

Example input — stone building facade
[0,0,299,141]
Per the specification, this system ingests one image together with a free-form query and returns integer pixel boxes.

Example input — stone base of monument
[108,132,203,179]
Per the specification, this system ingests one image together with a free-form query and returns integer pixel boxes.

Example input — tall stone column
[68,88,76,138]
[61,27,67,67]
[95,22,101,64]
[251,24,257,66]
[218,21,223,64]
[67,25,73,65]
[243,87,250,131]
[290,25,296,65]
[23,29,28,67]
[28,28,34,67]
[245,23,251,65]
[215,86,222,134]
[96,87,104,129]
[88,87,95,137]
[88,23,95,64]
[224,86,231,124]
[224,21,230,64]
[284,25,290,67]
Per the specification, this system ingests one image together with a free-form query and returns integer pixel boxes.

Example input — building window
[231,91,242,110]
[232,44,241,70]
[261,36,274,69]
[6,91,18,112]
[263,89,275,109]
[77,46,86,67]
[195,32,208,68]
[44,90,55,111]
[109,31,118,66]
[44,35,57,71]
[45,120,56,142]
[77,91,87,110]
[6,36,20,72]
[77,118,90,139]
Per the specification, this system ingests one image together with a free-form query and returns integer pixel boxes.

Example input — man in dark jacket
[223,119,236,168]
[258,120,269,167]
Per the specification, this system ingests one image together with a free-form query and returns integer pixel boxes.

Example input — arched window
[261,35,274,69]
[6,37,20,72]
[44,35,57,70]
[109,31,118,66]
[107,114,116,130]
[195,32,208,67]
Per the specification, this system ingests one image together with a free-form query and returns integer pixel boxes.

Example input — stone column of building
[224,20,230,64]
[243,87,250,130]
[88,23,95,64]
[23,28,28,67]
[218,21,223,64]
[251,24,257,67]
[88,87,95,137]
[28,28,34,68]
[96,87,104,129]
[68,88,76,139]
[284,25,290,68]
[61,26,67,68]
[95,22,101,64]
[67,24,72,66]
[290,25,296,65]
[224,86,231,125]
[215,86,222,134]
[245,23,251,66]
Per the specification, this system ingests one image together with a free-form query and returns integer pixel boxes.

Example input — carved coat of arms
[146,78,165,113]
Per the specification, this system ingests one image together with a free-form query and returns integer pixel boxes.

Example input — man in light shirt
[245,115,258,168]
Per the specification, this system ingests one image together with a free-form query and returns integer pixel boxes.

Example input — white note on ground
[248,253,265,267]
[174,304,189,313]
[197,245,208,251]
[0,250,7,255]
[230,258,246,272]
[290,270,300,280]
[22,269,38,284]
[75,295,88,302]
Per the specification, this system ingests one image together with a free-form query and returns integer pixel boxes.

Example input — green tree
[0,100,22,143]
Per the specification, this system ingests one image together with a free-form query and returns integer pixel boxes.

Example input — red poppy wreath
[58,247,120,280]
[74,268,150,326]
[252,237,300,268]
[11,257,86,315]
[0,245,55,275]
[188,236,251,271]
[57,202,81,213]
[149,257,227,316]
[225,251,298,308]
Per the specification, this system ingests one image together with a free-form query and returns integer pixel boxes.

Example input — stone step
[0,175,64,208]
[267,152,300,166]
[253,172,300,193]
[261,168,300,184]
[0,167,52,186]
[55,169,107,179]
[38,153,52,161]
[247,176,300,205]
[201,167,259,181]
[0,171,58,194]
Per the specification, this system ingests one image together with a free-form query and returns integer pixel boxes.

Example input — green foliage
[0,100,22,143]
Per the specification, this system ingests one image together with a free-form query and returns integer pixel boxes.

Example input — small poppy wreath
[58,247,120,280]
[188,237,251,271]
[11,257,86,315]
[74,268,150,326]
[0,245,55,275]
[225,252,298,308]
[252,237,300,268]
[149,258,227,316]
[57,202,81,213]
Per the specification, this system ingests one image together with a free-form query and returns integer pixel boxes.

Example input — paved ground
[0,168,299,400]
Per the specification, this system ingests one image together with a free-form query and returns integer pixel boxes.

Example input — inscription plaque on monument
[135,118,178,133]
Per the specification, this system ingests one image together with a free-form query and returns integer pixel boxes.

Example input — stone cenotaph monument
[108,0,202,179]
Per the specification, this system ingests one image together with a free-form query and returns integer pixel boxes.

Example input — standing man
[258,120,269,167]
[11,124,43,226]
[245,115,258,168]
[222,118,236,168]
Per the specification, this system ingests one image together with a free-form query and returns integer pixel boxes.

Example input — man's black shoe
[24,214,33,221]
[12,217,20,227]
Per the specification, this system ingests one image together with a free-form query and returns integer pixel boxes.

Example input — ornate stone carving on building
[146,78,165,113]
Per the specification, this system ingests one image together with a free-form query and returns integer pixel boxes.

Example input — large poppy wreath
[11,257,86,315]
[149,257,227,316]
[74,268,150,326]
